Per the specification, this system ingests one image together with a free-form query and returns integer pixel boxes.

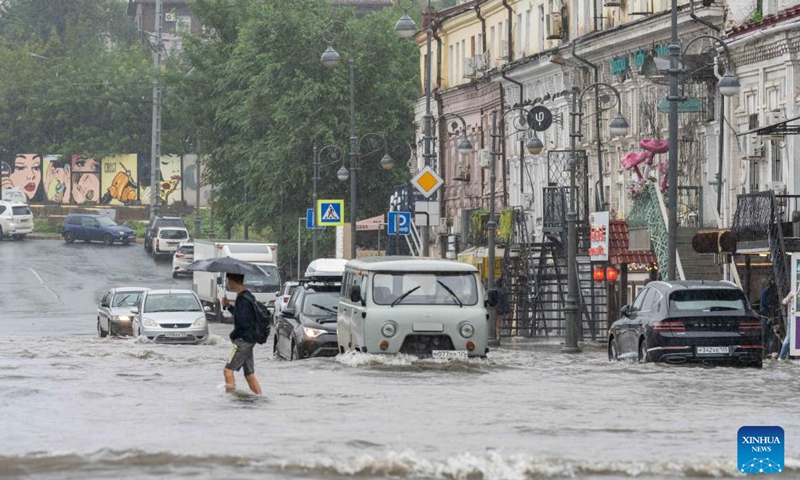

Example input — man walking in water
[223,274,262,394]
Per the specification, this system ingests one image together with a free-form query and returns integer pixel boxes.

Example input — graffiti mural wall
[0,153,208,207]
[100,155,138,205]
[71,155,101,205]
[2,154,45,202]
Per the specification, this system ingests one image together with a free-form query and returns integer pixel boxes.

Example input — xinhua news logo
[738,426,784,474]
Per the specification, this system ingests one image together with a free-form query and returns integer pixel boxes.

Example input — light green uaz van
[337,257,490,358]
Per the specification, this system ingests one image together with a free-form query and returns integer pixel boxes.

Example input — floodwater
[1,240,799,479]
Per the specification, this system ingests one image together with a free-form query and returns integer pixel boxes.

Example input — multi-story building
[127,0,202,54]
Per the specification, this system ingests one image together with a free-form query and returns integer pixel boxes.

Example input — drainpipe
[475,2,486,56]
[690,0,720,32]
[502,0,513,60]
[501,69,527,199]
[716,97,724,220]
[571,41,606,210]
[432,23,445,238]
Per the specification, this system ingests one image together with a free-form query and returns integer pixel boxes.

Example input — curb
[25,233,145,244]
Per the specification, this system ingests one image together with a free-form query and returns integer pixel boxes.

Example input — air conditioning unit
[769,109,785,125]
[498,41,510,60]
[478,149,491,168]
[474,53,488,71]
[746,139,765,160]
[546,12,563,40]
[165,12,177,22]
[463,57,477,79]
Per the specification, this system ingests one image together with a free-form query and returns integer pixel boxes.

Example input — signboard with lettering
[588,211,609,262]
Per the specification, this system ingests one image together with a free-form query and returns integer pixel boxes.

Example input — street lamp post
[311,144,347,260]
[665,4,740,280]
[395,0,434,257]
[564,84,630,353]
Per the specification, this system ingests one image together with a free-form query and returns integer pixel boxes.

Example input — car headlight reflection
[381,322,397,338]
[193,317,207,327]
[459,322,474,338]
[302,327,327,338]
[143,318,159,327]
[111,315,131,322]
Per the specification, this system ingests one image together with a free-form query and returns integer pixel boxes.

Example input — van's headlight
[459,322,474,338]
[381,322,397,338]
[303,327,326,338]
[193,317,207,327]
[143,318,159,327]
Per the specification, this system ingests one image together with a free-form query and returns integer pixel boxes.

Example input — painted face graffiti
[3,154,43,201]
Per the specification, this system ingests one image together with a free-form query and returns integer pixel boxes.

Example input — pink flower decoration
[658,161,668,174]
[620,151,640,169]
[640,138,669,154]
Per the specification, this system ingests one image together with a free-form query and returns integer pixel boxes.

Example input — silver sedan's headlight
[302,327,326,338]
[111,315,131,322]
[143,318,159,327]
[193,317,207,327]
[381,322,397,338]
[459,322,474,338]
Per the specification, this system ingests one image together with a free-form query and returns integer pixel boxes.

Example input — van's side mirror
[349,285,362,304]
[282,308,296,319]
[486,289,499,308]
[130,306,139,315]
[620,305,630,317]
[203,306,211,313]
[216,276,223,285]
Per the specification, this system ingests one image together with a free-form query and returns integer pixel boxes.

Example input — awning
[736,114,800,137]
[608,220,658,266]
[356,214,385,231]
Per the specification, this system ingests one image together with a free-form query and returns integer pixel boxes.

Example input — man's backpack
[242,292,272,345]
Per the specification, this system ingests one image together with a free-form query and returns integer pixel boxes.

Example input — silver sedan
[131,289,209,344]
[97,287,149,337]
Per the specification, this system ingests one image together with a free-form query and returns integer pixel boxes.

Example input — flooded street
[1,240,799,479]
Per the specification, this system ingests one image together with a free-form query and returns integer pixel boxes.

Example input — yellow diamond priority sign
[410,166,443,198]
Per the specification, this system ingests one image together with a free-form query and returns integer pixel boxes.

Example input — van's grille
[399,335,454,355]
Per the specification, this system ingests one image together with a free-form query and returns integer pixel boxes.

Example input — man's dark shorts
[226,339,255,375]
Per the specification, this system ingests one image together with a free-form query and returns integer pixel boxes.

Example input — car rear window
[669,289,747,312]
[12,206,31,216]
[157,218,186,228]
[177,245,194,254]
[159,229,188,239]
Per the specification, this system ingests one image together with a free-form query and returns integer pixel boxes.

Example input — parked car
[61,214,136,245]
[145,216,186,254]
[0,201,33,240]
[130,289,209,344]
[274,282,341,360]
[275,281,300,313]
[608,280,763,368]
[172,243,194,278]
[152,227,190,259]
[97,287,149,337]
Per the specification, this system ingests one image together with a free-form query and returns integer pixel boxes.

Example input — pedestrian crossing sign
[316,199,345,226]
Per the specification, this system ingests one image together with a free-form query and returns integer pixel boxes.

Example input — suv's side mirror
[486,289,499,308]
[620,305,630,317]
[130,306,139,315]
[282,308,296,319]
[349,285,362,304]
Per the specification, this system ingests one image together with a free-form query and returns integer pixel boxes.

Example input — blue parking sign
[388,211,411,235]
[306,208,325,230]
[316,199,345,227]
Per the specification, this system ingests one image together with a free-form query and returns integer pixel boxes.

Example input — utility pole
[194,140,202,239]
[149,0,163,221]
[487,108,499,346]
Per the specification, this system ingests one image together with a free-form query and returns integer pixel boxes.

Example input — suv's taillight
[653,321,686,332]
[175,253,185,258]
[738,321,761,333]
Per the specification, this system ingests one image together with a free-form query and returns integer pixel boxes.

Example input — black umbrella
[186,257,268,277]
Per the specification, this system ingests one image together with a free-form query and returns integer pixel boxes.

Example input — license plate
[697,346,729,355]
[432,350,468,359]
[165,332,187,338]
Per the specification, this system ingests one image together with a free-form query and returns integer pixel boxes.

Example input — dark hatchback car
[273,283,340,360]
[608,281,762,368]
[62,214,136,245]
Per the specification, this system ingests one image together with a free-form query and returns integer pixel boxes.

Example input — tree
[169,0,418,275]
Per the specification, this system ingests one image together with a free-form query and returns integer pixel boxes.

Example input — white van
[337,257,491,358]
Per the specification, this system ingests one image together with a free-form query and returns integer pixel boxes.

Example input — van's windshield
[372,273,478,306]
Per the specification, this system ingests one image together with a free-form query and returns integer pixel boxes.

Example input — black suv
[273,282,340,361]
[144,216,187,254]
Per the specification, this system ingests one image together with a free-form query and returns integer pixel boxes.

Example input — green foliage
[168,0,418,274]
[498,207,514,243]
[0,0,152,156]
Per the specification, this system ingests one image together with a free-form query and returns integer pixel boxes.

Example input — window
[771,140,782,183]
[749,159,761,192]
[176,15,192,34]
[159,229,189,240]
[301,291,339,316]
[12,206,31,216]
[668,289,747,312]
[489,26,496,62]
[112,291,143,308]
[525,10,531,55]
[67,216,82,225]
[101,292,111,307]
[81,217,98,227]
[537,6,544,52]
[632,288,649,311]
[449,45,454,83]
[455,42,460,81]
[517,13,523,57]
